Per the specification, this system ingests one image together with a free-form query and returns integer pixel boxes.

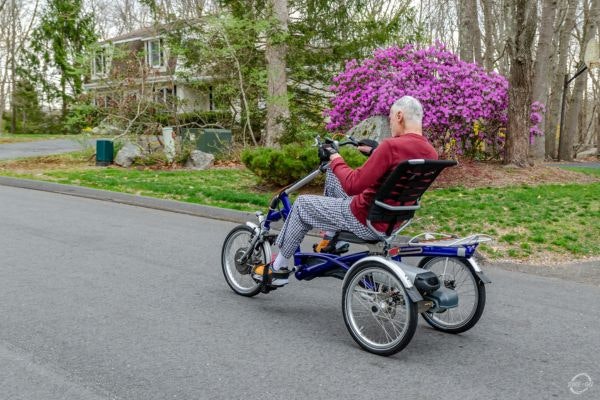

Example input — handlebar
[313,135,359,149]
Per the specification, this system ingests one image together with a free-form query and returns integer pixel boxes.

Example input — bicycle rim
[344,267,413,352]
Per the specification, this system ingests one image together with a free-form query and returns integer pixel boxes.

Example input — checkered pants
[274,169,379,259]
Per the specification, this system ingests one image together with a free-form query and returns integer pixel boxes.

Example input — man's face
[389,108,404,136]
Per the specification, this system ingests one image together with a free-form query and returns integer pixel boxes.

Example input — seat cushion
[336,230,380,244]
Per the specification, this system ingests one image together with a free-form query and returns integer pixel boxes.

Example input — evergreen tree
[26,0,97,119]
[12,79,46,133]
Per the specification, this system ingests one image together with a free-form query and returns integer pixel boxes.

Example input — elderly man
[254,95,438,286]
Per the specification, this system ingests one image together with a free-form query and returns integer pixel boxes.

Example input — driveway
[0,139,95,160]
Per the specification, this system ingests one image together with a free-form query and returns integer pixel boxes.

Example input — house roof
[100,20,201,44]
[101,26,162,44]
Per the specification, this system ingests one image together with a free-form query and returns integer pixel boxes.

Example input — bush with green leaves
[241,143,367,186]
[64,101,100,134]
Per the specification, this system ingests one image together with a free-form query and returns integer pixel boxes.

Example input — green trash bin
[196,129,232,154]
[96,140,114,166]
[181,128,233,154]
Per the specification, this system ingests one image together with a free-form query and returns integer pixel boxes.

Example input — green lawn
[1,152,598,262]
[562,166,600,177]
[409,183,600,260]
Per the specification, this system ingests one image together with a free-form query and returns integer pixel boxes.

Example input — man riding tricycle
[221,95,491,356]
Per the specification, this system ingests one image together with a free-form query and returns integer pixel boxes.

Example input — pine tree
[27,0,96,119]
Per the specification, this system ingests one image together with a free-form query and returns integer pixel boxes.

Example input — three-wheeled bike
[221,137,492,356]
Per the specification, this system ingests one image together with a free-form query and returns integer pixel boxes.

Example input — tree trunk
[558,0,599,160]
[264,0,290,147]
[481,0,494,70]
[10,0,16,134]
[458,0,474,62]
[470,0,483,65]
[505,0,537,167]
[61,77,67,119]
[545,0,577,159]
[497,0,514,77]
[597,102,600,159]
[529,0,558,162]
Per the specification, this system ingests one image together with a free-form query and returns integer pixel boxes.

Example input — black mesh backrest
[367,159,457,236]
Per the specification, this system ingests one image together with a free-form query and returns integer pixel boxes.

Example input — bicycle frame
[257,164,487,284]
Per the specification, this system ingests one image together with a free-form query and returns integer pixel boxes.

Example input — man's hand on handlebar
[357,139,378,157]
[318,143,339,162]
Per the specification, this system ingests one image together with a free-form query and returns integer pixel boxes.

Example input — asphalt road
[1,185,599,400]
[0,139,95,160]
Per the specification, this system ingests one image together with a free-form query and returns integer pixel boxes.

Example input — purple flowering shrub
[325,43,543,158]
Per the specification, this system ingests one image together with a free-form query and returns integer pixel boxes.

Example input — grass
[0,151,273,211]
[407,183,600,261]
[0,133,80,144]
[562,166,600,177]
[1,151,599,263]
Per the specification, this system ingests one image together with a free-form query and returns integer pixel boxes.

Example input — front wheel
[342,262,418,356]
[221,225,270,297]
[419,257,486,334]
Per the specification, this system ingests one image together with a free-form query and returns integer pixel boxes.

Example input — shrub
[242,144,366,186]
[64,102,100,134]
[325,43,544,159]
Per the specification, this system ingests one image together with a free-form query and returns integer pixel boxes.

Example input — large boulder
[185,150,214,170]
[91,122,120,136]
[114,142,142,167]
[345,115,390,142]
[576,148,598,159]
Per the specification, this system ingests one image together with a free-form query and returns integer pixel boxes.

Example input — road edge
[0,175,253,224]
[1,175,598,284]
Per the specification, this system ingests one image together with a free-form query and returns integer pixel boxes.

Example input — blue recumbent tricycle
[221,136,492,356]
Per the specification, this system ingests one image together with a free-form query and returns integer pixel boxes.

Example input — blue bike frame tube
[294,251,369,281]
[264,192,292,230]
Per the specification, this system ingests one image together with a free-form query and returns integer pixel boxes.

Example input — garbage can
[196,129,232,154]
[96,139,114,166]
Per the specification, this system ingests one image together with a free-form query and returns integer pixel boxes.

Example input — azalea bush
[325,43,543,159]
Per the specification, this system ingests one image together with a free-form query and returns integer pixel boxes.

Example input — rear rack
[404,232,493,247]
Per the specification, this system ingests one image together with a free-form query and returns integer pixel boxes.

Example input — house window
[93,49,106,77]
[93,94,109,108]
[154,86,176,105]
[146,38,165,69]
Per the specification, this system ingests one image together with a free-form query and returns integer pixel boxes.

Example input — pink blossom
[326,44,544,157]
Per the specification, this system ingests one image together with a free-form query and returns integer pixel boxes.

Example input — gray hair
[391,96,423,126]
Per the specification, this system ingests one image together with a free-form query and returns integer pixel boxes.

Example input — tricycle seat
[367,159,457,237]
[336,230,380,245]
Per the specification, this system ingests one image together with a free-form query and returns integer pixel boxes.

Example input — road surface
[0,185,598,399]
[0,139,95,160]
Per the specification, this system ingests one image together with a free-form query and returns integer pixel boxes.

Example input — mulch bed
[432,160,599,189]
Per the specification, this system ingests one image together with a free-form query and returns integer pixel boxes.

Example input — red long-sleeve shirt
[330,133,438,230]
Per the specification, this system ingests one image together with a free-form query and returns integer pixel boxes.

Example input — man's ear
[396,110,404,124]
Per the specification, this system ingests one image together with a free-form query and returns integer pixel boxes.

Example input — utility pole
[10,0,16,134]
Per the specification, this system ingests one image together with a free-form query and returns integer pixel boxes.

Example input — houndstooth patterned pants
[274,169,379,259]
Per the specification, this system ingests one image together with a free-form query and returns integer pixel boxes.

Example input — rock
[92,123,120,136]
[185,150,214,170]
[345,115,390,142]
[576,148,598,159]
[114,142,142,167]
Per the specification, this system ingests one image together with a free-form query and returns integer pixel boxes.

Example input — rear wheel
[419,257,486,333]
[342,262,418,356]
[221,225,269,297]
